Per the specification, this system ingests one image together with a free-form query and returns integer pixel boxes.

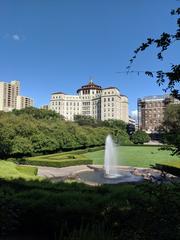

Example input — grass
[0,161,39,180]
[3,146,179,171]
[84,146,180,168]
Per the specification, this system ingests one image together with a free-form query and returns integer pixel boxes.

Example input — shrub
[131,130,150,144]
[152,163,180,177]
[24,159,92,168]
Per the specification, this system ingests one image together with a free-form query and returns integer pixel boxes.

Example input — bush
[131,130,150,144]
[0,180,180,239]
[24,159,93,168]
[152,163,180,177]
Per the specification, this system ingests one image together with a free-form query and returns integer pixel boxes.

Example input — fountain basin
[77,168,143,185]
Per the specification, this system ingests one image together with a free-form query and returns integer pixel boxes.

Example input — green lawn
[84,146,180,168]
[0,161,39,180]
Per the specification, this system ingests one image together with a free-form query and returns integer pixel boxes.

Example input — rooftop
[52,91,65,95]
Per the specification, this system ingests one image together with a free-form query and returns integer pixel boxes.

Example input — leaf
[145,71,154,77]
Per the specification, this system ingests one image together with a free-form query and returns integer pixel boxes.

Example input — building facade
[0,80,20,111]
[0,80,33,111]
[138,95,179,133]
[49,80,129,122]
[16,96,34,110]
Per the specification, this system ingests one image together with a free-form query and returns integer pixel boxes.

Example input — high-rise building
[0,80,20,111]
[49,80,129,122]
[138,95,180,133]
[0,80,33,111]
[16,96,34,110]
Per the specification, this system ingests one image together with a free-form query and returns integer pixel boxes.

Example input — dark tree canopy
[128,7,180,99]
[131,130,150,144]
[162,104,180,155]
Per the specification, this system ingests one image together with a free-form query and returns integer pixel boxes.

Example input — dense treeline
[0,108,131,158]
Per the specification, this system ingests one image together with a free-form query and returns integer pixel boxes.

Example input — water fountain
[76,134,143,185]
[104,134,121,178]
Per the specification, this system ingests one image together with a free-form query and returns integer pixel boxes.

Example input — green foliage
[24,151,93,167]
[11,136,33,157]
[0,161,38,180]
[0,109,131,158]
[12,107,63,120]
[152,163,180,177]
[113,129,133,145]
[25,159,92,168]
[162,104,180,155]
[103,119,127,131]
[131,130,150,144]
[74,114,100,126]
[129,8,180,99]
[0,179,180,239]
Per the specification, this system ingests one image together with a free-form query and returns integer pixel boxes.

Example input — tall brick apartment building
[138,95,179,133]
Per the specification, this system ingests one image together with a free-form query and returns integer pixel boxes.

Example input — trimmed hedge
[15,147,102,168]
[152,163,180,177]
[16,165,38,176]
[24,159,93,168]
[23,152,92,168]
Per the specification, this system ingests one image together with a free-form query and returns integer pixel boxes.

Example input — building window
[112,97,114,101]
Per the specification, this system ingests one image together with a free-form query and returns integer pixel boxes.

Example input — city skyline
[0,0,179,117]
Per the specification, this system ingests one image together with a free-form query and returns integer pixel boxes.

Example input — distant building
[127,116,136,135]
[49,80,129,122]
[16,96,34,110]
[0,80,33,111]
[0,80,20,111]
[40,105,49,110]
[138,95,180,133]
[128,116,136,125]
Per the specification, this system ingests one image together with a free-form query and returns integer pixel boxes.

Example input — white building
[16,96,34,110]
[49,80,128,122]
[0,80,33,111]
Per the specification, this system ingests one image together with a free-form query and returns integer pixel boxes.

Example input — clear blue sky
[0,0,179,117]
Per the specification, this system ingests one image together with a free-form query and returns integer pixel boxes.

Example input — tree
[12,107,64,120]
[74,115,98,126]
[103,119,127,131]
[128,7,180,99]
[131,130,150,144]
[11,136,33,157]
[162,104,180,155]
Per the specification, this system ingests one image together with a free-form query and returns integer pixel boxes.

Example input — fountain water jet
[74,135,143,185]
[104,135,121,178]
